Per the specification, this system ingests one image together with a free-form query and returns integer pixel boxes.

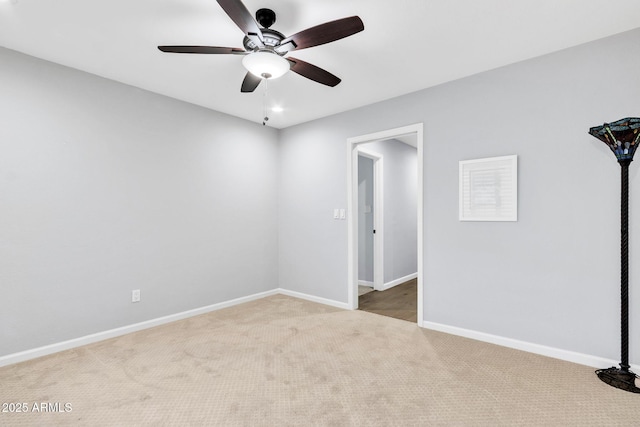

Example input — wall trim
[421,320,640,371]
[381,272,418,291]
[4,289,633,372]
[0,288,348,367]
[358,280,374,287]
[277,288,351,310]
[0,289,279,368]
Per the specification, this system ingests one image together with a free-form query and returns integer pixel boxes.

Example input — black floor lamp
[589,117,640,393]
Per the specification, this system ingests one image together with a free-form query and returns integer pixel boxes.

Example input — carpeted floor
[1,294,639,426]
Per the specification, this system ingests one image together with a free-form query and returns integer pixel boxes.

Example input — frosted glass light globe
[242,52,290,79]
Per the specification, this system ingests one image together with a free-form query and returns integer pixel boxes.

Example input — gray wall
[0,47,279,356]
[361,139,418,284]
[278,28,640,364]
[4,28,640,366]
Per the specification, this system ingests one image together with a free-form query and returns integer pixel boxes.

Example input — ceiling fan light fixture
[242,51,290,79]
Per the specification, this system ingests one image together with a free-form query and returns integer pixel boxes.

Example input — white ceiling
[1,0,640,129]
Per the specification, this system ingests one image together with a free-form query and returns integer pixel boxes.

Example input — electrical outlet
[132,289,140,303]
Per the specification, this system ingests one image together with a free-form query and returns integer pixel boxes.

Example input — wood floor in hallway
[358,278,416,322]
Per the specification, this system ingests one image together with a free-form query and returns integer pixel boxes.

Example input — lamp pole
[589,118,640,393]
[620,158,630,373]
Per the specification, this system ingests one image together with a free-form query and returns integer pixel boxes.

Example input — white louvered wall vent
[459,155,517,221]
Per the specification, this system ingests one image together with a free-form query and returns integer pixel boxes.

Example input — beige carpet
[1,294,639,426]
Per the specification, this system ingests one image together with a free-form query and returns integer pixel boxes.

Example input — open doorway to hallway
[347,123,424,325]
[356,136,418,322]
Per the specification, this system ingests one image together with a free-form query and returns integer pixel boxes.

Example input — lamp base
[595,366,640,393]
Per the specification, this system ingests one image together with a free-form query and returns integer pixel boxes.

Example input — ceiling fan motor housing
[243,8,287,53]
[243,28,286,53]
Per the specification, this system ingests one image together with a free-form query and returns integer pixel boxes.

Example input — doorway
[357,138,418,322]
[347,123,424,325]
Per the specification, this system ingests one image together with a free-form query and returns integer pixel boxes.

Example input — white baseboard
[4,288,635,373]
[358,280,374,287]
[421,320,640,371]
[277,288,351,310]
[381,272,417,291]
[0,289,279,368]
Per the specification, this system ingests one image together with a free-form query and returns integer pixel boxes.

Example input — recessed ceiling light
[271,106,284,113]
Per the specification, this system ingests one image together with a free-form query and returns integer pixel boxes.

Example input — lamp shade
[242,52,290,80]
[589,117,640,162]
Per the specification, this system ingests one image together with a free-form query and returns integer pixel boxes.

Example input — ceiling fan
[158,0,364,93]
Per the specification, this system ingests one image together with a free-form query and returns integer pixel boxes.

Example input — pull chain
[262,78,269,126]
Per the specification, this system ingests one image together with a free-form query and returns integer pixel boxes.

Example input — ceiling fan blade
[288,57,341,87]
[158,46,246,55]
[216,0,264,47]
[277,16,364,53]
[241,72,262,93]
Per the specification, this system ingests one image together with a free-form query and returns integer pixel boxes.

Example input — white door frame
[346,123,424,325]
[357,148,384,291]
